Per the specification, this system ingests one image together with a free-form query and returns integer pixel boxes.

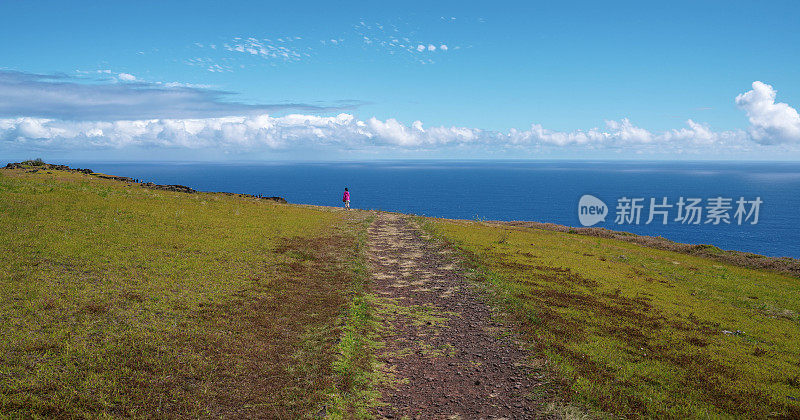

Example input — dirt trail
[367,213,556,419]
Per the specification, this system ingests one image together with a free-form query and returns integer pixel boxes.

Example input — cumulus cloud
[0,71,363,121]
[0,77,796,156]
[662,119,718,144]
[0,113,752,156]
[735,81,800,144]
[0,114,474,151]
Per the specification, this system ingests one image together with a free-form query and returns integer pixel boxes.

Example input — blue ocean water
[74,161,800,258]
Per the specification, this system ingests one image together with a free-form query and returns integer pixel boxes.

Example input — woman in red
[343,188,350,210]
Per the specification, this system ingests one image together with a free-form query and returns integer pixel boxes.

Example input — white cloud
[224,37,305,62]
[0,113,754,155]
[604,118,653,143]
[662,119,718,144]
[0,70,361,120]
[354,20,456,60]
[735,81,800,144]
[186,57,232,73]
[75,69,113,75]
[0,78,797,157]
[117,73,137,82]
[0,114,476,150]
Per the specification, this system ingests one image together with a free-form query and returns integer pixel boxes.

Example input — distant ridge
[4,160,287,203]
[488,219,800,278]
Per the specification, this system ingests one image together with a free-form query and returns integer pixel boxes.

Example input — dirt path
[367,213,556,419]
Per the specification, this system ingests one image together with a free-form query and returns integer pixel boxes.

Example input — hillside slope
[0,164,372,417]
[1,163,798,418]
[419,217,800,418]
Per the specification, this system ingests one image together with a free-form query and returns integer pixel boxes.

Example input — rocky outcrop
[140,182,197,194]
[218,191,288,203]
[261,196,288,204]
[93,174,135,182]
[5,161,93,174]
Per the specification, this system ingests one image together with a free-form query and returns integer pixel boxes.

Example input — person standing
[343,188,350,210]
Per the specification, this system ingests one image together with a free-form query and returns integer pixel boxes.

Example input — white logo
[577,195,762,227]
[578,194,607,226]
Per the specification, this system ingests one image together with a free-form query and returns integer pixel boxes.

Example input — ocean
[73,160,800,258]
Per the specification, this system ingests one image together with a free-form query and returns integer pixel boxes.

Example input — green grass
[328,294,382,419]
[0,167,372,417]
[326,213,384,419]
[419,218,800,418]
[5,165,800,418]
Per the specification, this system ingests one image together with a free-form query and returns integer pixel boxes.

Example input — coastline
[5,160,797,277]
[2,159,799,418]
[4,161,287,203]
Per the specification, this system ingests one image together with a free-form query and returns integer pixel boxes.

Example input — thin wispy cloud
[187,36,316,72]
[186,19,461,72]
[76,69,141,83]
[353,20,457,63]
[77,69,215,89]
[185,57,234,73]
[222,37,309,62]
[0,71,363,121]
[320,38,345,46]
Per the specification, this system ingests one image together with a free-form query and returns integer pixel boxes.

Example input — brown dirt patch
[116,233,360,418]
[368,214,560,418]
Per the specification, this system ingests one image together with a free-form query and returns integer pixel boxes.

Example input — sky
[1,0,800,161]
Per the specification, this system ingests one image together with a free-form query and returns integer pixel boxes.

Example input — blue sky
[1,0,800,160]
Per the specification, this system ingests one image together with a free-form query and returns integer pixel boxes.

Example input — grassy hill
[417,218,800,418]
[1,163,798,418]
[0,164,375,417]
